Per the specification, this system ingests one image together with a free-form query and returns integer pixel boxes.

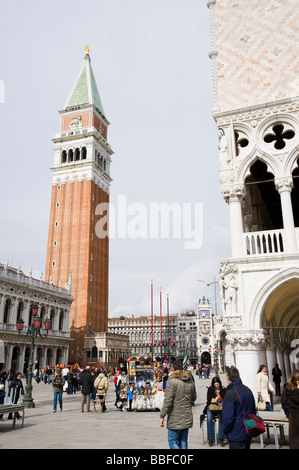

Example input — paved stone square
[0,373,288,450]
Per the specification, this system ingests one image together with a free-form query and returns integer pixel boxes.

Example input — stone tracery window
[234,131,249,155]
[264,124,295,150]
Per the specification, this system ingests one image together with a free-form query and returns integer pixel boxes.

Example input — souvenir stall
[125,358,166,411]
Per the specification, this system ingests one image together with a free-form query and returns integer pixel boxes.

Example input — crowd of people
[160,361,299,450]
[0,362,298,449]
[0,365,114,415]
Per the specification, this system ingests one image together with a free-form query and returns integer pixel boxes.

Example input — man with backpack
[222,366,256,449]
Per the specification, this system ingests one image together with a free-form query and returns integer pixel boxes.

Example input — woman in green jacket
[160,360,196,449]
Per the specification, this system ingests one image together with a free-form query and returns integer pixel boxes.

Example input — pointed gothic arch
[243,158,283,232]
[250,266,299,338]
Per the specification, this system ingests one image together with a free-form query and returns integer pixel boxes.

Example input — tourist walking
[272,364,282,396]
[67,368,76,394]
[0,369,7,385]
[114,370,121,406]
[203,376,226,446]
[257,365,275,411]
[94,367,109,412]
[222,366,256,449]
[284,370,299,449]
[52,368,65,412]
[159,359,197,449]
[80,366,94,412]
[0,383,6,420]
[7,372,24,420]
[47,367,53,384]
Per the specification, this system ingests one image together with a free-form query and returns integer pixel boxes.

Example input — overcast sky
[0,0,231,318]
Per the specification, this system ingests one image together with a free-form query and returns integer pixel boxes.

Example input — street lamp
[169,341,178,361]
[17,303,51,408]
[167,334,172,361]
[197,278,219,316]
[71,346,82,365]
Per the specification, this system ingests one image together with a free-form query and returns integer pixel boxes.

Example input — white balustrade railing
[243,229,284,256]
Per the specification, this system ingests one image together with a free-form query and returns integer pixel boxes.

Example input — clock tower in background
[45,47,113,364]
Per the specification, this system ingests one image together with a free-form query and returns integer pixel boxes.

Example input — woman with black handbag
[203,376,226,446]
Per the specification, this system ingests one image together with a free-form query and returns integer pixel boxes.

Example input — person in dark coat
[281,383,290,418]
[222,366,256,449]
[8,372,24,420]
[67,368,76,394]
[272,363,282,396]
[80,366,94,412]
[284,369,299,449]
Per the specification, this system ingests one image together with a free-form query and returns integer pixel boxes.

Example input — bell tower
[208,0,299,397]
[45,47,113,362]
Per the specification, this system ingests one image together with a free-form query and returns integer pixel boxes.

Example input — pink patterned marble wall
[213,0,298,112]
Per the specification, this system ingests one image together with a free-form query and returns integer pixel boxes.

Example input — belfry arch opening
[243,159,283,232]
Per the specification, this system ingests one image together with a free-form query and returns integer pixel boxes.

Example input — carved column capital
[275,177,293,193]
[221,184,245,203]
[226,331,266,351]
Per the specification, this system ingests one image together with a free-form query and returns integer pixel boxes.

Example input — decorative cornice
[213,98,299,126]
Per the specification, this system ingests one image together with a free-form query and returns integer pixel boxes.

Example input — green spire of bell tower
[64,46,105,116]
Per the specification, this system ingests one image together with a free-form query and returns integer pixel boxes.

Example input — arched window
[58,310,64,331]
[50,308,55,330]
[81,147,87,160]
[75,148,80,161]
[17,301,24,321]
[244,159,283,232]
[91,346,98,358]
[3,299,11,323]
[61,150,67,163]
[40,306,45,324]
[68,149,73,162]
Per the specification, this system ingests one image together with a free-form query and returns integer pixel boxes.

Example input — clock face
[201,337,209,345]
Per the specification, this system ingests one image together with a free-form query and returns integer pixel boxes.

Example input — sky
[0,0,231,318]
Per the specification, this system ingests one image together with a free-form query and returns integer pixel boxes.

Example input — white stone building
[0,262,73,372]
[108,315,177,359]
[207,0,299,397]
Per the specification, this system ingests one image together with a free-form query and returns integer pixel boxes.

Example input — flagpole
[167,293,170,360]
[160,287,162,358]
[160,287,162,343]
[151,279,154,359]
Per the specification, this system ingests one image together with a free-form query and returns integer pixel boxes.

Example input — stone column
[24,301,30,327]
[276,347,287,385]
[6,343,13,371]
[275,178,297,252]
[17,344,26,374]
[266,340,278,388]
[222,185,245,258]
[226,331,265,401]
[284,349,291,378]
[258,343,267,366]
